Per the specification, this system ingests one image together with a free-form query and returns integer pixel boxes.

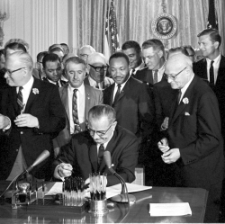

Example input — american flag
[104,0,120,59]
[207,0,218,30]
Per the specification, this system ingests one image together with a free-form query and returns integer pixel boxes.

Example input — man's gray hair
[88,104,116,124]
[7,51,33,71]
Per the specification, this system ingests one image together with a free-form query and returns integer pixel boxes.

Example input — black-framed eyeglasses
[88,123,114,137]
[166,67,187,80]
[5,67,25,76]
[89,64,108,72]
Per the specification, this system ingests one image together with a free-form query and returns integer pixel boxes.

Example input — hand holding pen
[56,159,73,179]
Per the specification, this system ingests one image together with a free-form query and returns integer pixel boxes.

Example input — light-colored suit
[53,83,103,152]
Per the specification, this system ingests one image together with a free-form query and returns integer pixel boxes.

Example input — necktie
[113,84,121,104]
[209,60,214,85]
[177,89,182,104]
[153,70,158,84]
[72,89,81,134]
[131,69,136,76]
[98,144,105,166]
[17,86,24,114]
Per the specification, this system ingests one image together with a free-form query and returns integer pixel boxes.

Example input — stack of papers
[149,202,192,216]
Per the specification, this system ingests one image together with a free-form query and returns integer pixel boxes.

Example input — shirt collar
[18,76,34,92]
[68,82,85,92]
[206,54,221,66]
[180,75,194,97]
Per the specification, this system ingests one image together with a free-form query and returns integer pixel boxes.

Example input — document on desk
[149,202,192,216]
[46,182,152,199]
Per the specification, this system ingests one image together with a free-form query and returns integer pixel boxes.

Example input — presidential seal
[151,13,177,39]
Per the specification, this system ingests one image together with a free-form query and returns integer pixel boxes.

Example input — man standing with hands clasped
[158,53,224,223]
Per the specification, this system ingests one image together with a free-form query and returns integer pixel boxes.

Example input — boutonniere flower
[32,88,39,95]
[182,97,189,104]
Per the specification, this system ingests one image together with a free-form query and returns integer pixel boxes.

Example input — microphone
[103,151,136,205]
[0,150,50,198]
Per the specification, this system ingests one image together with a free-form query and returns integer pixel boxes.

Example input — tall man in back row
[158,53,224,222]
[53,104,138,186]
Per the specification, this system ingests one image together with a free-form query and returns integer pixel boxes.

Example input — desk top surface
[0,181,207,223]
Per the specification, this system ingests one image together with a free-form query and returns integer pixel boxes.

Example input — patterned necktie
[17,86,24,114]
[72,89,81,134]
[98,144,105,166]
[209,60,214,85]
[114,84,121,104]
[153,70,158,84]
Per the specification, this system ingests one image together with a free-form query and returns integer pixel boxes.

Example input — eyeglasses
[88,123,114,137]
[5,67,25,76]
[166,67,187,80]
[89,64,108,72]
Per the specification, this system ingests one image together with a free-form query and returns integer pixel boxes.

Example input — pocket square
[184,112,190,116]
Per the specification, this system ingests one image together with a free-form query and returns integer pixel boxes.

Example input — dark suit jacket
[166,76,224,189]
[193,56,225,136]
[153,79,178,131]
[0,78,66,179]
[103,77,154,141]
[54,84,103,148]
[53,125,138,186]
[42,77,67,87]
[135,67,167,86]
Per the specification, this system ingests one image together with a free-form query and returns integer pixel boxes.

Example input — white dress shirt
[68,83,85,134]
[179,75,194,104]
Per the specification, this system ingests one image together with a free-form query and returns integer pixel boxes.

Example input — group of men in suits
[0,27,225,222]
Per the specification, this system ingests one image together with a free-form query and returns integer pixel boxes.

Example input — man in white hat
[85,52,114,90]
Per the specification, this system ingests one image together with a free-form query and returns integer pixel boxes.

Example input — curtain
[76,0,225,54]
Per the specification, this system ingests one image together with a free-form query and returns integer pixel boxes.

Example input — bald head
[88,52,108,66]
[79,45,96,62]
[165,53,194,89]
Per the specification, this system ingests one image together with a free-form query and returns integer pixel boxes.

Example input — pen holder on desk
[89,173,108,216]
[63,177,86,207]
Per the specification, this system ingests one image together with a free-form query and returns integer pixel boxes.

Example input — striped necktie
[17,86,24,114]
[72,89,81,134]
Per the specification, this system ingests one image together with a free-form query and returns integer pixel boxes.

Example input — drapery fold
[2,0,225,59]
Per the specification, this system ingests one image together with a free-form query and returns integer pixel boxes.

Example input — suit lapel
[60,85,70,120]
[89,142,98,172]
[108,84,115,106]
[10,87,18,116]
[216,56,225,86]
[84,85,91,119]
[24,79,38,113]
[170,76,196,125]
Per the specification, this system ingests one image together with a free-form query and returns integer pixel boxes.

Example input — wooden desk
[0,182,207,223]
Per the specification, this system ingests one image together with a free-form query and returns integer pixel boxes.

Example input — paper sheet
[46,182,152,199]
[149,202,192,216]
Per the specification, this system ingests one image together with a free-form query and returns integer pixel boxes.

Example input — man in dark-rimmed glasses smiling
[53,104,138,186]
[85,52,114,90]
